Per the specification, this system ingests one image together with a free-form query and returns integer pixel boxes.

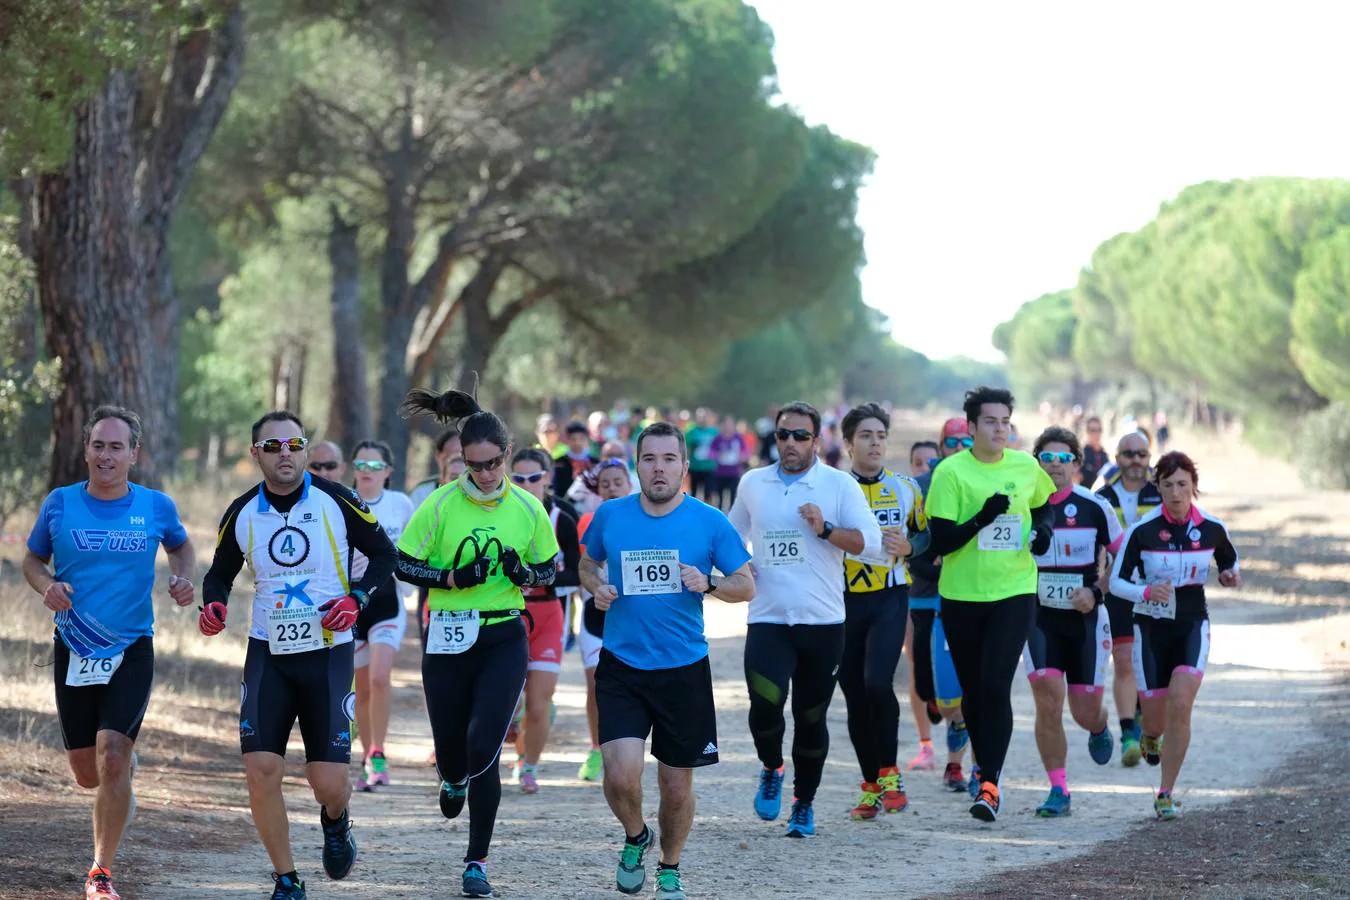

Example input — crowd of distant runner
[23,387,1238,899]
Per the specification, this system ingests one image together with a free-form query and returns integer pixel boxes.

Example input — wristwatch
[704,575,719,595]
[818,521,835,540]
[351,588,371,611]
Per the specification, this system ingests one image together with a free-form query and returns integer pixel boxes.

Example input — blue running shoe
[784,799,815,838]
[946,720,969,754]
[320,807,357,880]
[754,767,784,821]
[1035,786,1072,817]
[269,872,306,900]
[1088,727,1114,765]
[967,766,982,800]
[462,860,492,897]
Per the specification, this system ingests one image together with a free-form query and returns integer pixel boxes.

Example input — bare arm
[166,537,197,581]
[579,551,608,597]
[709,561,755,604]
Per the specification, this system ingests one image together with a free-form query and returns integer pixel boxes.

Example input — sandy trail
[109,488,1347,899]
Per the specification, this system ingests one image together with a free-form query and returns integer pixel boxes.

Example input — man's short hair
[251,410,305,444]
[775,400,822,436]
[84,406,143,447]
[635,421,687,461]
[963,386,1015,424]
[564,420,589,437]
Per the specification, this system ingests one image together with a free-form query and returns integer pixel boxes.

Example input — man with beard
[729,401,881,838]
[1095,430,1161,766]
[580,422,755,900]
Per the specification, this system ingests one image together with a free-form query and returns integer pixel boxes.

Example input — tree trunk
[377,165,418,472]
[34,72,158,488]
[271,340,307,414]
[328,207,370,450]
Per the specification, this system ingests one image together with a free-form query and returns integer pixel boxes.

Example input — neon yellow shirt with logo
[398,481,560,614]
[925,449,1055,602]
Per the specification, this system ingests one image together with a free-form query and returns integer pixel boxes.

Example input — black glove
[499,547,534,588]
[1029,522,1054,556]
[451,555,492,589]
[974,492,1011,527]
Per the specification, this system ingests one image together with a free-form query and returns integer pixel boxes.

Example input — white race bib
[1133,585,1177,620]
[978,514,1023,551]
[1135,555,1182,619]
[1037,572,1083,610]
[267,605,324,655]
[427,610,481,654]
[620,550,681,595]
[65,651,123,687]
[759,529,806,567]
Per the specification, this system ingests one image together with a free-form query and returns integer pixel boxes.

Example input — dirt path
[4,489,1348,899]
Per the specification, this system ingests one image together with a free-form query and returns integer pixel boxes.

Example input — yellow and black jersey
[1096,471,1162,530]
[844,469,924,593]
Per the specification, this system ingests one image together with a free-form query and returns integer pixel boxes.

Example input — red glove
[319,595,360,632]
[198,602,228,636]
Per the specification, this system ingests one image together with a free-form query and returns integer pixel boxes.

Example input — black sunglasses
[308,460,340,472]
[465,454,505,473]
[775,428,815,443]
[1120,450,1149,460]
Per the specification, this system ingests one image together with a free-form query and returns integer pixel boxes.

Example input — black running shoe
[270,872,306,899]
[320,807,357,880]
[440,780,468,819]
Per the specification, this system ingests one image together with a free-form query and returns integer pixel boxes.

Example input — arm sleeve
[155,492,189,551]
[711,509,753,575]
[1031,500,1054,532]
[928,515,986,557]
[554,512,582,589]
[839,476,884,557]
[1214,522,1239,573]
[906,545,941,583]
[202,499,247,606]
[335,490,397,597]
[524,501,561,565]
[395,549,451,589]
[1109,526,1147,603]
[25,492,59,559]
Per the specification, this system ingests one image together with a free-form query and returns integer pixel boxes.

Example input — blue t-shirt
[27,482,188,658]
[586,494,751,670]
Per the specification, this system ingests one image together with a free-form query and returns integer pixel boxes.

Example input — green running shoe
[1154,791,1181,821]
[616,827,655,894]
[578,747,603,782]
[655,866,686,900]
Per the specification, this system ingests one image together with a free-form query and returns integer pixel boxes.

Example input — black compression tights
[939,594,1034,786]
[838,588,908,782]
[744,622,845,804]
[422,619,528,862]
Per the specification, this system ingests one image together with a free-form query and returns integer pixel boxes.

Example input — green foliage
[1294,404,1350,490]
[994,290,1085,406]
[1291,227,1350,407]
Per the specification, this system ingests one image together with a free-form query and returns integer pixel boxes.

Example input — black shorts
[1024,606,1111,691]
[596,649,718,769]
[53,634,155,751]
[240,638,355,763]
[1132,617,1210,699]
[353,584,400,641]
[1104,594,1135,644]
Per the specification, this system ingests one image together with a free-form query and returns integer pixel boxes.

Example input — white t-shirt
[352,490,416,602]
[728,461,882,626]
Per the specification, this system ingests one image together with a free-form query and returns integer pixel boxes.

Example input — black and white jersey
[1109,505,1239,622]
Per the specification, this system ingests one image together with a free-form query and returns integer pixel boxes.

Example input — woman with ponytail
[393,388,560,898]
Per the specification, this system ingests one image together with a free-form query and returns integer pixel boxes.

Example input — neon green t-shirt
[398,481,560,614]
[925,448,1055,602]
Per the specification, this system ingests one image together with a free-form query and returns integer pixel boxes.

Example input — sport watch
[703,575,719,595]
[818,521,835,540]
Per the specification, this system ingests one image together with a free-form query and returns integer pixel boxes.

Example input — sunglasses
[1120,450,1149,460]
[1038,451,1075,464]
[256,437,308,453]
[353,459,389,472]
[307,460,340,472]
[465,454,505,473]
[775,428,815,443]
[943,436,974,449]
[511,472,547,484]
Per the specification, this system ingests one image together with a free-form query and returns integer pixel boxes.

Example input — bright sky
[749,1,1350,361]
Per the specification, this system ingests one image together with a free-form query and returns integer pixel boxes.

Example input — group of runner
[23,388,1240,899]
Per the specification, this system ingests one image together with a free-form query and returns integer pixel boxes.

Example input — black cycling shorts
[596,649,719,769]
[1024,605,1111,691]
[1132,617,1210,698]
[1104,594,1135,644]
[53,634,155,751]
[239,638,354,763]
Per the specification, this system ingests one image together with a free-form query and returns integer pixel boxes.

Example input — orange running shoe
[970,781,1001,822]
[850,782,882,820]
[877,766,909,813]
[85,867,120,899]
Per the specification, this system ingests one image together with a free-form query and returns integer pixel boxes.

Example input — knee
[96,741,133,782]
[71,757,100,789]
[863,676,894,700]
[244,754,283,789]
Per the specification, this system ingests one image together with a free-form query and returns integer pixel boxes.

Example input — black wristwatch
[818,521,835,541]
[704,575,719,595]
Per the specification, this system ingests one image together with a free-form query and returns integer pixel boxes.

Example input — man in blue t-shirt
[580,422,754,900]
[22,406,197,900]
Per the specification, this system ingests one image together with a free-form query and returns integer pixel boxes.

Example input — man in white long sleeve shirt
[728,401,882,838]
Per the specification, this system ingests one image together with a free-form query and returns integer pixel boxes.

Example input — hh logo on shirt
[70,529,147,553]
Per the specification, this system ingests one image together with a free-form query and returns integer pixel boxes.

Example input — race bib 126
[620,549,681,595]
[759,529,806,567]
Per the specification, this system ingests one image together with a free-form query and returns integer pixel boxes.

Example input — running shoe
[355,769,371,792]
[616,827,655,894]
[269,871,306,900]
[877,766,909,813]
[970,782,1001,822]
[1154,791,1181,821]
[85,868,120,899]
[907,741,936,771]
[654,866,686,900]
[1088,727,1114,766]
[943,762,966,792]
[462,860,492,898]
[1035,786,1072,818]
[946,720,970,754]
[578,747,603,782]
[367,750,390,787]
[850,782,882,821]
[1141,734,1163,767]
[925,700,942,725]
[1120,733,1143,768]
[519,763,539,795]
[439,781,468,819]
[754,766,785,821]
[967,765,982,800]
[320,807,357,880]
[785,799,815,838]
